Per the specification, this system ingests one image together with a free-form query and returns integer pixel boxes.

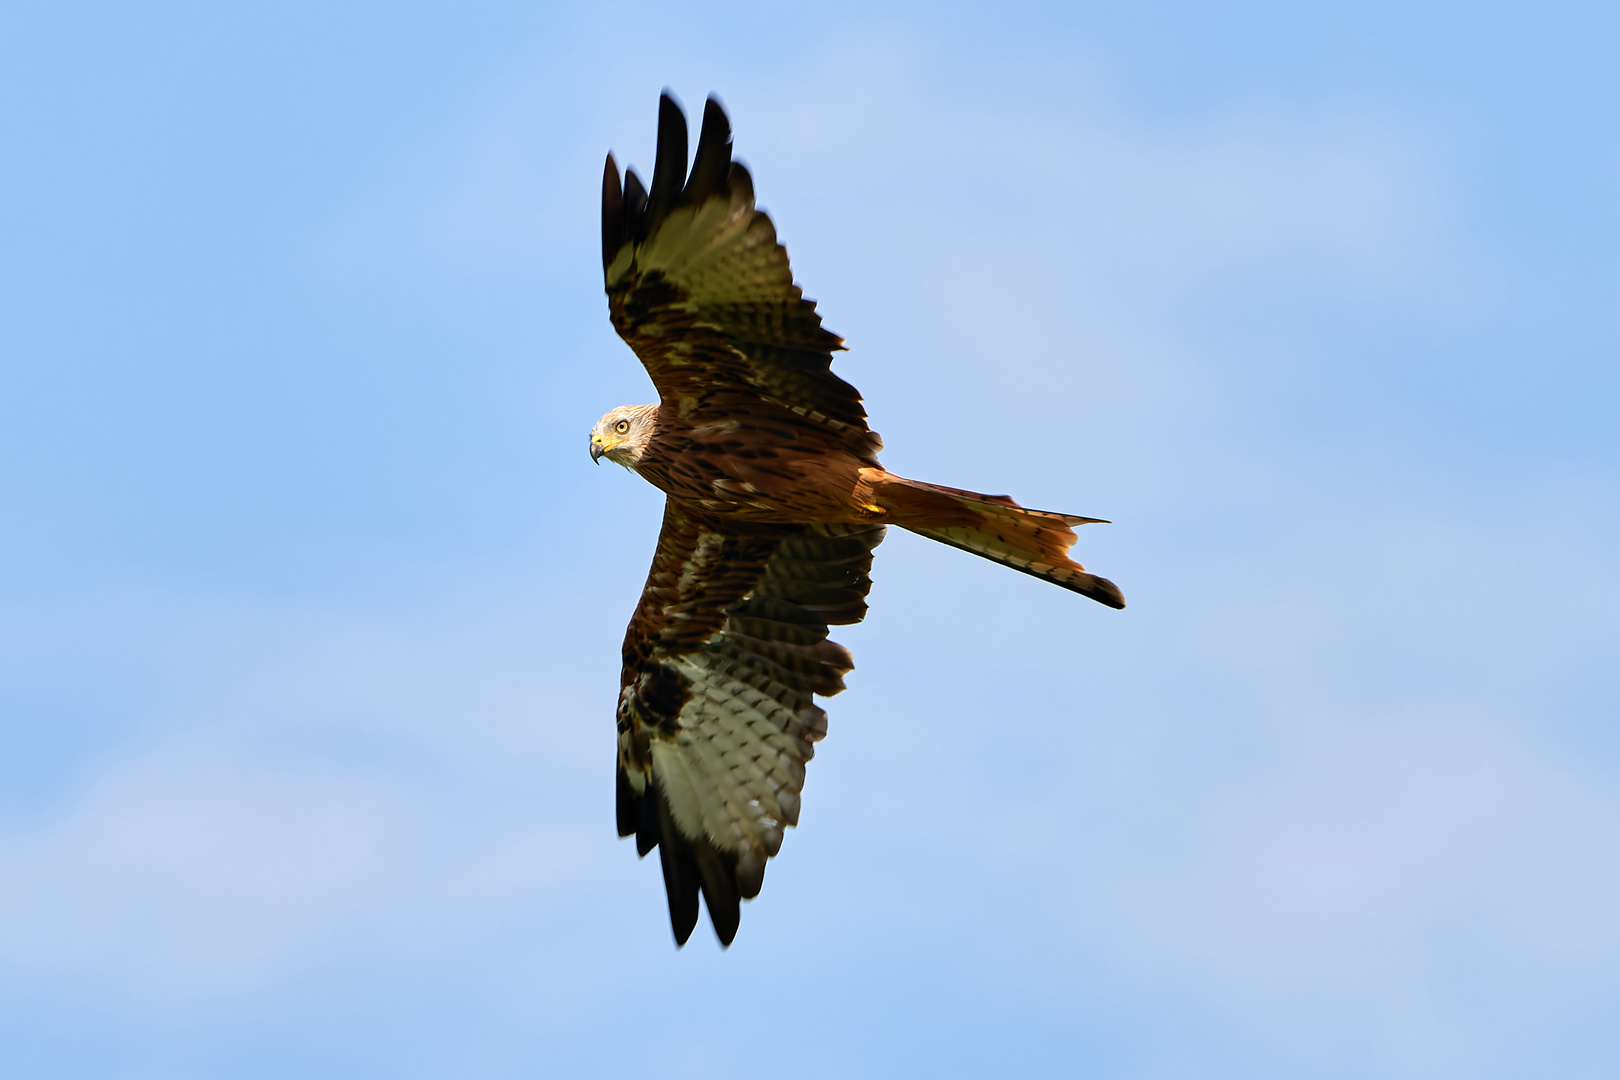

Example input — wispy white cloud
[0,737,594,995]
[1041,507,1620,1073]
[1075,715,1620,1073]
[0,586,616,996]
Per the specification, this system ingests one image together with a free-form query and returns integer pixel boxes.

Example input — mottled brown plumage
[594,92,1124,947]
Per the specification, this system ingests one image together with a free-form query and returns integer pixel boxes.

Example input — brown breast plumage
[635,401,872,523]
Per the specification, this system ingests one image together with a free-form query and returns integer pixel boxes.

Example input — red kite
[593,93,1123,946]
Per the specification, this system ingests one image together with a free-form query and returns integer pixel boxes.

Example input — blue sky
[2,2,1617,1076]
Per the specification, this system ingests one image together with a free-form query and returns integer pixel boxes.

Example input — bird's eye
[614,419,631,434]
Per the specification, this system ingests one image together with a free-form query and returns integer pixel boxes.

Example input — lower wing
[615,502,884,945]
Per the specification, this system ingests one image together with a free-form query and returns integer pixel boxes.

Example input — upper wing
[602,93,882,462]
[616,499,884,946]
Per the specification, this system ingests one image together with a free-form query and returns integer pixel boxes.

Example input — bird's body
[591,93,1124,948]
[609,402,878,523]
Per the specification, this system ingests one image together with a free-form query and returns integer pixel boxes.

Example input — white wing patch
[653,646,827,893]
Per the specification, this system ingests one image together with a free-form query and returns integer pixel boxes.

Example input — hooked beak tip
[589,440,605,463]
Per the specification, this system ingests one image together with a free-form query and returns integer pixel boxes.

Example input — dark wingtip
[618,764,664,856]
[684,95,733,203]
[656,799,701,947]
[646,91,689,226]
[601,152,623,272]
[635,789,659,856]
[688,837,743,946]
[727,160,755,207]
[622,167,647,224]
[615,763,636,838]
[705,887,741,948]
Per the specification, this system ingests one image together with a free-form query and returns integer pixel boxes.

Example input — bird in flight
[593,92,1124,947]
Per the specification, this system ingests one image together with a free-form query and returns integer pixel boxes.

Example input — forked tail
[863,471,1125,608]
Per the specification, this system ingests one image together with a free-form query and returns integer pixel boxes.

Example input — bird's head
[589,404,658,467]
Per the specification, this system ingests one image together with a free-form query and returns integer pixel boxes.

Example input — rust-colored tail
[863,471,1125,609]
